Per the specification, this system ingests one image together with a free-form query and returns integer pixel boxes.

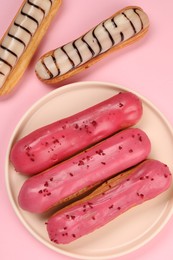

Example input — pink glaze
[47,159,172,244]
[18,128,151,213]
[10,91,142,175]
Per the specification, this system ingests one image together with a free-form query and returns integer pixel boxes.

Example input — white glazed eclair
[35,6,149,84]
[0,0,62,95]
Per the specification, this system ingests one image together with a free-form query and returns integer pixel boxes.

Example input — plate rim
[5,81,173,259]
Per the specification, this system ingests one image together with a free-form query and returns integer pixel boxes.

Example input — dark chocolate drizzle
[72,40,83,64]
[81,35,95,56]
[102,21,115,46]
[14,22,33,37]
[0,45,18,58]
[133,8,144,30]
[92,27,102,53]
[8,33,26,48]
[122,12,137,34]
[27,0,45,17]
[0,57,13,69]
[61,46,75,68]
[51,54,60,76]
[21,10,39,27]
[41,60,54,78]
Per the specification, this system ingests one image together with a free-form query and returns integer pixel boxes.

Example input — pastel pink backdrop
[0,0,173,259]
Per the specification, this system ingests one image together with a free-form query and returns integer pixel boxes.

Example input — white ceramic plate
[5,81,173,259]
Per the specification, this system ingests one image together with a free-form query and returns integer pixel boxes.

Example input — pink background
[0,0,173,259]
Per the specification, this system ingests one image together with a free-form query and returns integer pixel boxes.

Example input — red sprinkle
[109,205,114,209]
[96,149,105,156]
[139,136,143,142]
[91,120,97,127]
[78,160,84,166]
[44,181,49,187]
[74,124,79,129]
[101,162,106,165]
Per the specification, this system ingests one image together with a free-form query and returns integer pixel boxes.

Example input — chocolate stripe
[27,0,45,17]
[81,35,95,56]
[122,12,136,34]
[61,46,75,68]
[0,71,5,75]
[72,40,83,64]
[41,60,53,78]
[0,45,18,58]
[14,22,33,37]
[8,33,26,48]
[0,57,13,69]
[133,9,144,30]
[51,54,60,76]
[111,17,117,28]
[21,10,39,27]
[102,21,115,46]
[120,32,124,41]
[92,27,102,53]
[111,17,124,43]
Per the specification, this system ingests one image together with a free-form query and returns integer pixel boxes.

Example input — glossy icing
[0,0,54,88]
[47,159,172,244]
[10,91,142,175]
[35,7,149,80]
[18,128,151,213]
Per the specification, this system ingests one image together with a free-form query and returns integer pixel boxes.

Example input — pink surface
[0,0,173,260]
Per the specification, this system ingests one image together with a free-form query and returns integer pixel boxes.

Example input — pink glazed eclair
[47,159,172,244]
[18,128,151,213]
[10,91,142,175]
